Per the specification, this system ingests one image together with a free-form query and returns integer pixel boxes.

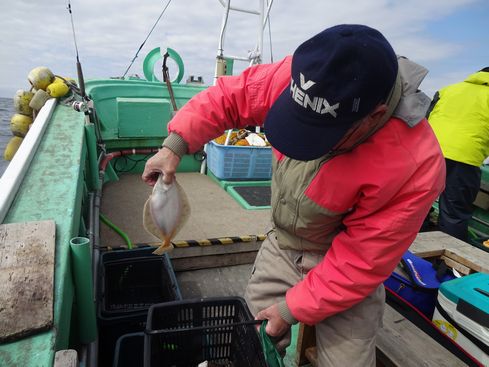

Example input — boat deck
[100,172,268,298]
[100,172,271,247]
[100,172,488,366]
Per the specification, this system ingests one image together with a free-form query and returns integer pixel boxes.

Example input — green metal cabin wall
[117,97,173,138]
[0,105,87,367]
[85,79,207,174]
[85,79,206,147]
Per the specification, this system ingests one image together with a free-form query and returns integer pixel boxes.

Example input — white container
[432,274,489,366]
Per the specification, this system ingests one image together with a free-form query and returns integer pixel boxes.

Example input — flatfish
[143,175,190,255]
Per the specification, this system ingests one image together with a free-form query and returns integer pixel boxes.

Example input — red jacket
[167,56,445,324]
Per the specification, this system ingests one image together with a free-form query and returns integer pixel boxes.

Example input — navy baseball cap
[264,24,398,161]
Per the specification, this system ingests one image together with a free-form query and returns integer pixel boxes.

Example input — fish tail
[152,236,173,255]
[164,236,171,247]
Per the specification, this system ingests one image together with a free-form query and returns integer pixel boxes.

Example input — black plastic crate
[98,309,147,367]
[97,247,182,367]
[144,297,267,367]
[113,332,144,367]
[99,247,182,317]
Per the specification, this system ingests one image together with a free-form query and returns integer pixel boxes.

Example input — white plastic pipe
[0,98,57,223]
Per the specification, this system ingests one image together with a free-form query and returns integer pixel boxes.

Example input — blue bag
[384,250,455,318]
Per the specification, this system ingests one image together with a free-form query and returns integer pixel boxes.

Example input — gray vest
[271,154,346,251]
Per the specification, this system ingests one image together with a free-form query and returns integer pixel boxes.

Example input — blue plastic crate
[206,140,272,180]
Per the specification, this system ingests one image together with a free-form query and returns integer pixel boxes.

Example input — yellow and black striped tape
[172,234,267,248]
[103,234,267,251]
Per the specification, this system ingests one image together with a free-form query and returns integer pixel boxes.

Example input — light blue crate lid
[439,272,489,314]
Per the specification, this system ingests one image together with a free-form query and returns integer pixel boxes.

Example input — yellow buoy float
[13,90,34,116]
[3,136,24,161]
[27,66,55,90]
[2,67,77,161]
[46,81,69,98]
[29,89,51,111]
[10,113,33,137]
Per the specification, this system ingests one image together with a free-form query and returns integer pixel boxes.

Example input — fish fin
[152,237,174,255]
[143,196,165,241]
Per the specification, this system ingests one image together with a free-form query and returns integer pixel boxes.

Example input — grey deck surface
[100,172,267,300]
[176,264,252,299]
[100,172,271,248]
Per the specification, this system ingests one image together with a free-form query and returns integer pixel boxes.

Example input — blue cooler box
[432,273,489,365]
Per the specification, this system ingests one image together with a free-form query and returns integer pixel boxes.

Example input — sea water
[0,98,14,177]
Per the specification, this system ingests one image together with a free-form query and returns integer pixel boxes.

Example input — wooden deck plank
[296,324,316,366]
[410,231,489,273]
[376,305,466,367]
[409,231,468,256]
[444,247,489,273]
[302,304,467,367]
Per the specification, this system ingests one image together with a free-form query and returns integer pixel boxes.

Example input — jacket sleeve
[286,190,439,324]
[285,124,446,325]
[166,57,291,153]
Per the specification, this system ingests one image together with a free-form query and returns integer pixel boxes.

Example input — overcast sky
[0,0,487,99]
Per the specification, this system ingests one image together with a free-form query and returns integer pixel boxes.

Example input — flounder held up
[143,175,190,255]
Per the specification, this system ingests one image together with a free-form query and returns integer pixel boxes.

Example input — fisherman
[142,24,445,366]
[426,67,489,242]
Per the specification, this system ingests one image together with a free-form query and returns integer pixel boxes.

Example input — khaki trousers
[244,229,385,367]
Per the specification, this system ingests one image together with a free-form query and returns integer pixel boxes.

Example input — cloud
[0,0,485,98]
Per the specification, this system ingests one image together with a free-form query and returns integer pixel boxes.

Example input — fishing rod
[66,5,103,366]
[67,0,86,99]
[162,52,178,112]
[266,0,274,63]
[66,0,104,145]
[122,0,173,79]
